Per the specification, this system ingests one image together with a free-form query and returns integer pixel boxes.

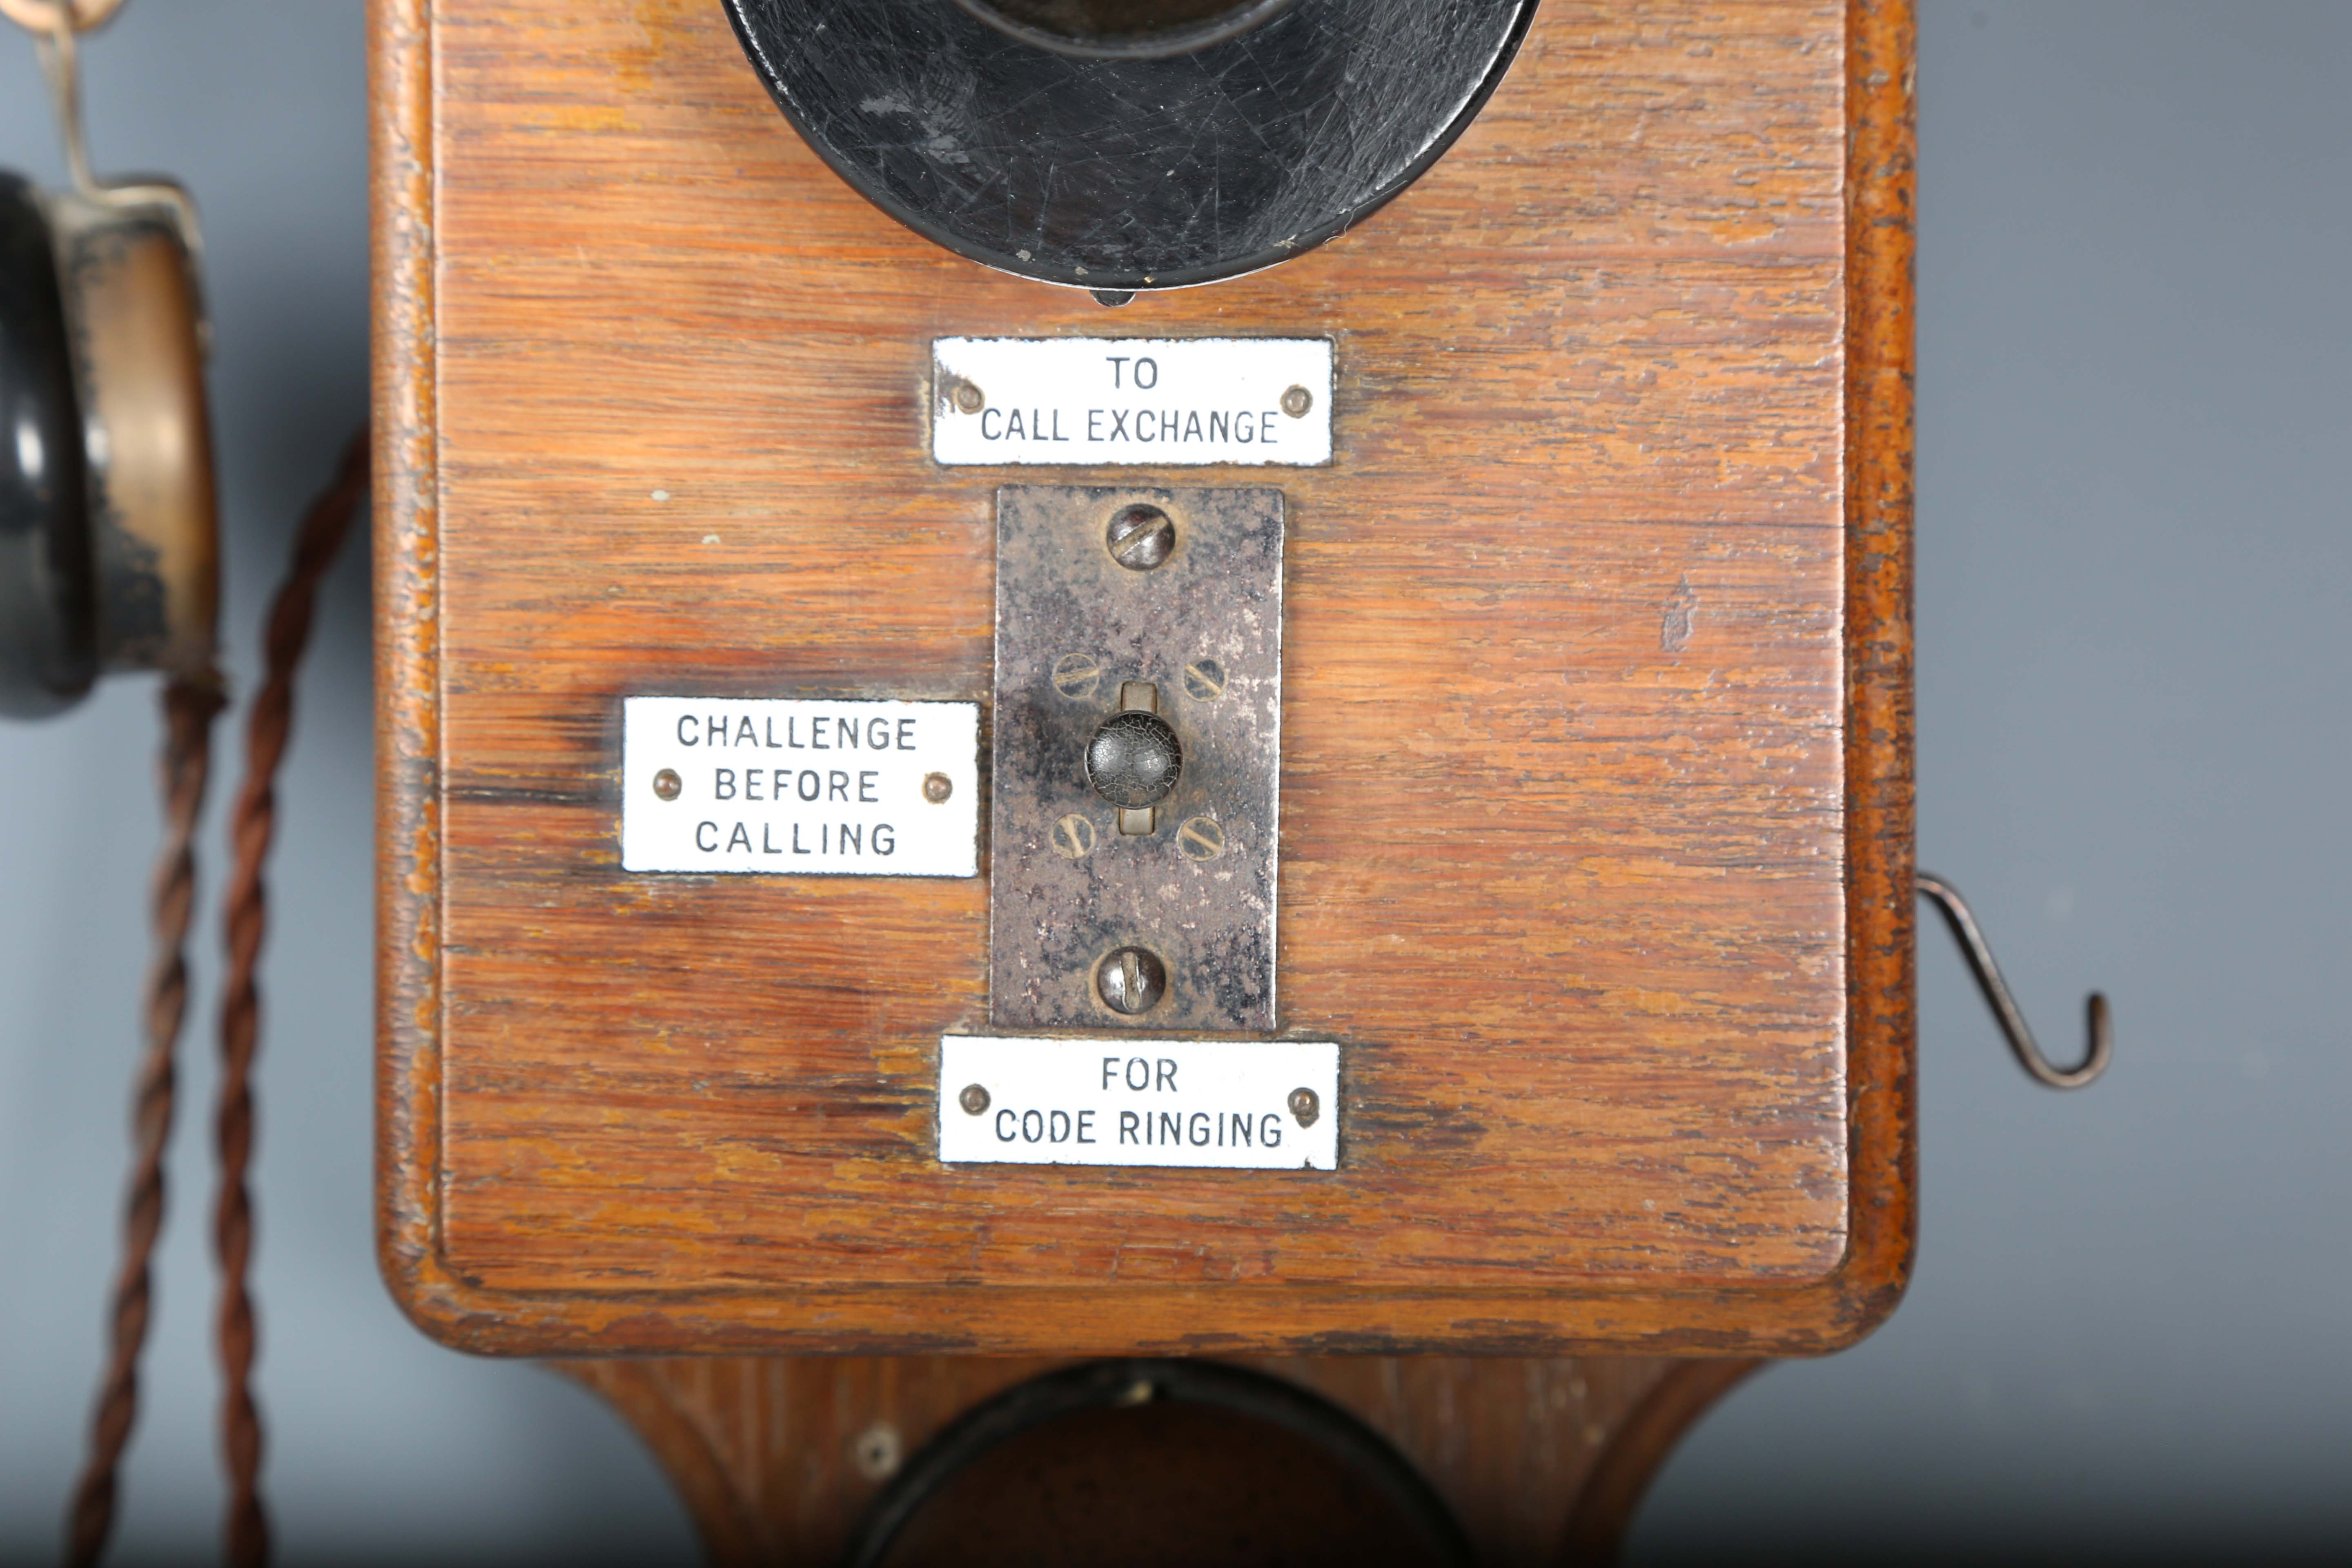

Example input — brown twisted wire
[212,429,370,1568]
[64,673,226,1568]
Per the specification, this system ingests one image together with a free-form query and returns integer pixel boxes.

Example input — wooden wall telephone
[4,0,2106,1563]
[374,0,1929,1557]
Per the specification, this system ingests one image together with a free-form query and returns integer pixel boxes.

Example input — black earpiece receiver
[0,171,94,714]
[1,0,216,719]
[722,0,1536,294]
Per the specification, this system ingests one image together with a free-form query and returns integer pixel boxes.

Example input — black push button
[1085,709,1183,811]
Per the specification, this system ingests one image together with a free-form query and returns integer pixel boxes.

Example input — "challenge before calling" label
[619,697,979,877]
[931,337,1333,467]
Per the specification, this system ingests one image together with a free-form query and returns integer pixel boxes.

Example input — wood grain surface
[375,0,1917,1354]
[558,1354,1760,1567]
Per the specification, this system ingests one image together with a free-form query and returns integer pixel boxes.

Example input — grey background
[0,2,2343,1561]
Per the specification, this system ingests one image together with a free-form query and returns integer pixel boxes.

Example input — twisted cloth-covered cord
[64,674,227,1568]
[213,430,369,1568]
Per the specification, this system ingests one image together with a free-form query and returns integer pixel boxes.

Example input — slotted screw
[1106,504,1175,571]
[1098,947,1168,1015]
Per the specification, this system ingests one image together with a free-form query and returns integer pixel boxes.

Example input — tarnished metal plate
[989,486,1283,1033]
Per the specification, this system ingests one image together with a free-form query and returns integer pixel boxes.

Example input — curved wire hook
[1916,872,2112,1089]
[8,0,201,252]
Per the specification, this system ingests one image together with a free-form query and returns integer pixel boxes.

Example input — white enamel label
[931,337,1332,467]
[938,1036,1339,1170]
[621,698,979,877]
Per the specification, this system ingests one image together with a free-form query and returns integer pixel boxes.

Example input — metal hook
[32,9,106,201]
[1916,872,2111,1089]
[7,0,203,254]
[6,1,125,203]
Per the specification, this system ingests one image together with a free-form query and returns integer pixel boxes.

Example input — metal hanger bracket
[1917,871,2113,1090]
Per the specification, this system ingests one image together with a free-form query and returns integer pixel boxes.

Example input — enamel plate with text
[940,1037,1340,1171]
[932,338,1333,466]
[620,698,980,876]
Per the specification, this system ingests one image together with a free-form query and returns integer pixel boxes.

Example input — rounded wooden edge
[367,1267,1897,1359]
[1557,1358,1764,1565]
[555,1361,774,1566]
[1831,0,1922,1346]
[372,0,450,1338]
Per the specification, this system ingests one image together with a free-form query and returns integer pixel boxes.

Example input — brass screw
[923,772,953,803]
[1052,653,1103,699]
[1280,385,1313,418]
[852,1423,904,1482]
[958,1083,990,1115]
[1176,817,1225,861]
[1181,658,1226,701]
[652,768,682,800]
[1288,1087,1320,1127]
[949,379,984,414]
[1050,814,1098,860]
[1105,503,1176,571]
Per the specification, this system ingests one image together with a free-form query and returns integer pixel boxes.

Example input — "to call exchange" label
[931,336,1333,467]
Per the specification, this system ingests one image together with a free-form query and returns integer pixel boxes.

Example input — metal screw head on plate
[1050,813,1098,860]
[922,771,953,803]
[1052,652,1102,699]
[949,378,984,414]
[1288,1087,1319,1127]
[1105,503,1176,570]
[958,1082,990,1115]
[1176,816,1225,861]
[1097,947,1168,1015]
[1181,658,1226,701]
[1280,384,1313,418]
[652,768,682,800]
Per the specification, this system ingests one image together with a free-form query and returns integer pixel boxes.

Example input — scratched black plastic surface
[720,0,1535,292]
